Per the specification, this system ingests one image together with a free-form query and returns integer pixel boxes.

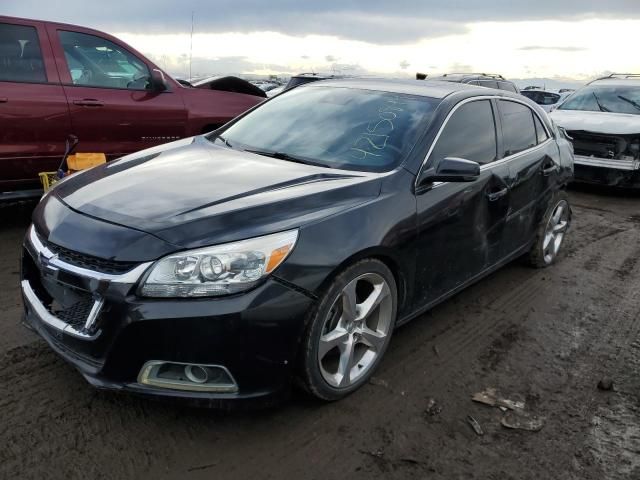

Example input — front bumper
[574,154,640,171]
[21,226,314,405]
[573,158,640,188]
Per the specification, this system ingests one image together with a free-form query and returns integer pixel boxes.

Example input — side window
[429,100,497,165]
[499,100,537,156]
[533,114,549,144]
[477,80,498,89]
[0,23,46,83]
[58,30,150,90]
[498,81,518,93]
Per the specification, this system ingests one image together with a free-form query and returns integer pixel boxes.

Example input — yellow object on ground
[39,172,58,192]
[39,152,106,192]
[67,152,106,171]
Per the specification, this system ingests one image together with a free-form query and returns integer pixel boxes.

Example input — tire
[527,190,571,268]
[298,259,398,401]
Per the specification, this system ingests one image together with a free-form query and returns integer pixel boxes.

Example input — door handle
[541,162,558,176]
[485,187,508,201]
[73,99,104,107]
[0,97,7,103]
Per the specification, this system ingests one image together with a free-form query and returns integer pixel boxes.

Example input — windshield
[211,86,439,172]
[521,90,561,106]
[558,85,640,115]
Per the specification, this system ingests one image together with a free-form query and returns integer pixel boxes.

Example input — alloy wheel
[317,273,393,388]
[543,199,570,264]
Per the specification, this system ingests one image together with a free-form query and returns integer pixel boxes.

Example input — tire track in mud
[181,205,640,480]
[1,198,639,480]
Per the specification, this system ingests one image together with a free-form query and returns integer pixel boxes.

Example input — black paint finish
[23,79,574,403]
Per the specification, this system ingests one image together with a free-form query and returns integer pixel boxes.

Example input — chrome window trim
[416,95,553,190]
[28,225,153,284]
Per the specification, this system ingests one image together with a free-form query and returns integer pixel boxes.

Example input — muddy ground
[1,186,639,480]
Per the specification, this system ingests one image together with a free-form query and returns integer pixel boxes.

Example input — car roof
[431,73,509,82]
[303,78,486,99]
[521,89,560,94]
[589,78,640,87]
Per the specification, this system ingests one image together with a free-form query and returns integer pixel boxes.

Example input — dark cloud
[519,46,587,52]
[3,0,638,44]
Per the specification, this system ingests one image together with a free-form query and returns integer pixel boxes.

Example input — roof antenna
[189,11,194,80]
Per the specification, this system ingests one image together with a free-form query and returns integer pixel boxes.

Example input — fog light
[184,364,208,384]
[138,361,238,393]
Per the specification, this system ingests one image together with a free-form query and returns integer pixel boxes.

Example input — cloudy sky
[3,1,639,81]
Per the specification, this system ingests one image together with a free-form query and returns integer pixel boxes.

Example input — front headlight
[140,230,298,298]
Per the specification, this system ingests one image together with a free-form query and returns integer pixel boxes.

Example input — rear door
[414,98,511,309]
[497,99,557,256]
[46,25,187,158]
[0,19,71,193]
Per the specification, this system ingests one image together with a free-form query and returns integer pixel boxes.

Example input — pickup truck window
[0,22,46,83]
[58,30,151,90]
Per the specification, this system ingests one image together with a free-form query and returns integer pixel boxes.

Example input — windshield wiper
[206,132,234,148]
[244,148,330,168]
[592,92,610,112]
[617,95,640,112]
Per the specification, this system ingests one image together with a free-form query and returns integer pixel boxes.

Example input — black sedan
[21,79,574,405]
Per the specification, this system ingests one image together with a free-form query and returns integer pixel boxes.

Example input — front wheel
[527,191,571,268]
[298,259,397,401]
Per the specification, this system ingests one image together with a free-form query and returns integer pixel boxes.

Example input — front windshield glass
[558,85,640,115]
[212,86,439,172]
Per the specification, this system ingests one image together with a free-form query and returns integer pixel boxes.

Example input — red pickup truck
[0,16,265,199]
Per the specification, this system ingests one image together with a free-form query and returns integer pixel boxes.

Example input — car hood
[52,136,383,249]
[550,109,640,134]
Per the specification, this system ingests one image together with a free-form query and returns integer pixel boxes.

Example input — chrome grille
[43,238,138,275]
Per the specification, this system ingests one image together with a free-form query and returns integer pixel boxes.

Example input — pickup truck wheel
[528,191,571,268]
[298,259,397,401]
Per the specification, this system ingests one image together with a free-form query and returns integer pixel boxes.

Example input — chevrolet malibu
[21,79,574,405]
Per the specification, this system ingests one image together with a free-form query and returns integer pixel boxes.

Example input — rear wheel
[298,259,397,401]
[527,191,571,267]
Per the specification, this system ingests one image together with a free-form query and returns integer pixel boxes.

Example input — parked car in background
[191,75,266,98]
[550,74,640,188]
[427,73,520,93]
[266,85,285,97]
[283,73,348,91]
[520,89,571,112]
[22,78,573,405]
[0,16,264,200]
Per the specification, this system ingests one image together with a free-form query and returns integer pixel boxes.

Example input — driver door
[413,99,511,310]
[46,25,187,159]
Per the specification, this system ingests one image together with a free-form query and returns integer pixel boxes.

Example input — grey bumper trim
[21,280,102,340]
[574,155,640,171]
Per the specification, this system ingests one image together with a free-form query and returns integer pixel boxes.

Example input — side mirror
[149,68,167,92]
[418,157,480,185]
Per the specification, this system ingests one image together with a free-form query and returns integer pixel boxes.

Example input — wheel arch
[313,246,411,317]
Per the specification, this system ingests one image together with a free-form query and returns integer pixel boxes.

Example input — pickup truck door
[46,25,187,159]
[0,18,72,194]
